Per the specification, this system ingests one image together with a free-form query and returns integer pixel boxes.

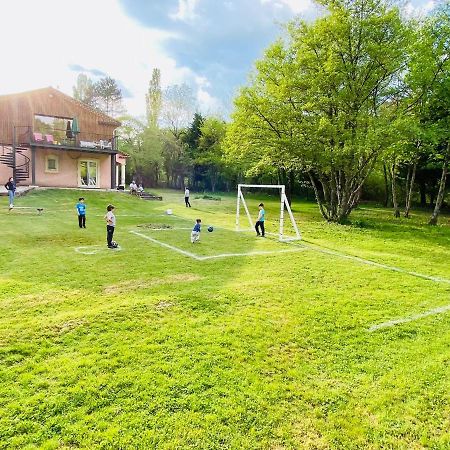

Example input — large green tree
[227,0,411,223]
[118,116,162,187]
[197,117,229,192]
[405,6,450,224]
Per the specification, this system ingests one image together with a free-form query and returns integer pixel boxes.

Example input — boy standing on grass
[255,203,265,237]
[184,187,191,207]
[191,218,201,243]
[75,197,86,228]
[104,204,116,248]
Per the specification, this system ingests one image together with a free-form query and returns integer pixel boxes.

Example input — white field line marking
[238,229,448,283]
[236,229,301,242]
[199,248,306,260]
[368,304,450,331]
[74,245,122,255]
[74,246,103,255]
[139,227,192,230]
[7,206,44,209]
[130,231,203,260]
[130,230,307,261]
[301,243,450,285]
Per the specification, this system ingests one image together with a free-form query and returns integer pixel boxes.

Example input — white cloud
[170,0,200,22]
[196,86,223,115]
[403,0,435,17]
[260,0,312,14]
[0,0,201,117]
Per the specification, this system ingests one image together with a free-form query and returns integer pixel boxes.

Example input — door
[79,160,99,187]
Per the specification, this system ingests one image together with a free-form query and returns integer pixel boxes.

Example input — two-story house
[0,87,127,189]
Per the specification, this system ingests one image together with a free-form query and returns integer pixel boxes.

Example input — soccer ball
[165,209,173,215]
[207,226,214,232]
[110,241,119,248]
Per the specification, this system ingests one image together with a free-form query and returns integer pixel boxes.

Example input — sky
[0,0,436,119]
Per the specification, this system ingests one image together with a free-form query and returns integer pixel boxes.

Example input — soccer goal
[236,184,301,241]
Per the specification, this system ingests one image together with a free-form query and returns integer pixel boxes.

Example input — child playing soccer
[255,203,265,237]
[104,204,116,248]
[75,197,86,228]
[191,218,201,243]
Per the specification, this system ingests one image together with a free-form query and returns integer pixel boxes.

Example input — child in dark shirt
[191,218,201,243]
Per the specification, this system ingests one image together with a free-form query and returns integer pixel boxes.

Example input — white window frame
[78,159,100,188]
[236,184,301,241]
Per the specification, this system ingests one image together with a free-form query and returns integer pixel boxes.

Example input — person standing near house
[184,187,191,207]
[4,177,16,210]
[75,197,86,228]
[104,204,116,248]
[255,203,265,237]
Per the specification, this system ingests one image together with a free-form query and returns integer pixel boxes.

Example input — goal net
[236,184,301,241]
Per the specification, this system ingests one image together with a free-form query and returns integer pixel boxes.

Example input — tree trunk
[308,172,330,221]
[390,162,400,218]
[404,162,416,218]
[383,163,390,207]
[428,155,448,226]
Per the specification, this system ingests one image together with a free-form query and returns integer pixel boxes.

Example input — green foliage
[146,68,162,128]
[117,116,162,186]
[227,0,412,223]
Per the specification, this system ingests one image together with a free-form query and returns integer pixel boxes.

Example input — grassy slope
[0,188,449,449]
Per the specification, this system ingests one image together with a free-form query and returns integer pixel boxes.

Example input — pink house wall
[34,149,112,188]
[1,147,116,189]
[0,164,13,183]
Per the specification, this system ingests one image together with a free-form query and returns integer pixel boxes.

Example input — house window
[45,155,59,173]
[34,114,73,144]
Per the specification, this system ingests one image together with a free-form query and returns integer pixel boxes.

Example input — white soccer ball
[166,209,173,215]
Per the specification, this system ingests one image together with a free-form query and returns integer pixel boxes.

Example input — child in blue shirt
[191,218,201,243]
[255,203,265,237]
[76,197,86,228]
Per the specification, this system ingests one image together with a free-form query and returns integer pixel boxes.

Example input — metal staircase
[0,145,30,183]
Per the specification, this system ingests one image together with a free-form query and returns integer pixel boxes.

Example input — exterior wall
[0,163,12,183]
[34,148,112,189]
[0,87,119,144]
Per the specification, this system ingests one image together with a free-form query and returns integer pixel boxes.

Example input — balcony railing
[13,126,118,151]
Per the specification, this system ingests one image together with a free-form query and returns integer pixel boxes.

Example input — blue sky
[0,0,435,118]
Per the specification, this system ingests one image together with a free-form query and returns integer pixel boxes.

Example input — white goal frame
[236,184,301,241]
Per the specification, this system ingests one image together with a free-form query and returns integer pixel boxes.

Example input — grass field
[0,188,449,449]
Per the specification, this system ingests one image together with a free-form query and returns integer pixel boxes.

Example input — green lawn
[0,188,449,449]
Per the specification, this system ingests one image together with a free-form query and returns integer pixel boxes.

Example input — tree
[405,6,450,225]
[117,116,162,187]
[94,77,124,117]
[146,68,162,128]
[183,113,204,188]
[226,0,411,223]
[161,131,192,189]
[161,84,197,138]
[197,117,229,192]
[72,74,95,107]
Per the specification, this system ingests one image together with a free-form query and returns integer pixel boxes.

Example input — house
[0,87,127,189]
